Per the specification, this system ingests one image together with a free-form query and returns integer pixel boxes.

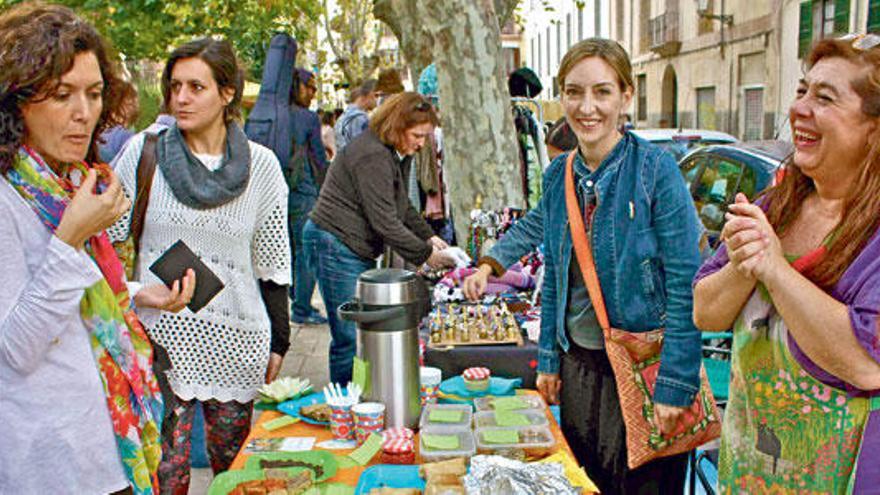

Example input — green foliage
[134,79,162,131]
[0,0,322,80]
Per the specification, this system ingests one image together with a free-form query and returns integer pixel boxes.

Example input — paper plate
[278,391,335,426]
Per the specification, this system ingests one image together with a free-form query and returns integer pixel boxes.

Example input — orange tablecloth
[230,391,584,489]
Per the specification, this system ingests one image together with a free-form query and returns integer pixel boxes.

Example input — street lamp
[697,0,733,26]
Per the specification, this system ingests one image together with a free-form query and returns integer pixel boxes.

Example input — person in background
[545,116,578,160]
[0,4,193,494]
[110,38,290,493]
[305,92,455,384]
[463,39,702,494]
[320,110,337,161]
[376,68,405,104]
[98,84,139,163]
[693,35,880,492]
[288,67,329,325]
[335,78,378,153]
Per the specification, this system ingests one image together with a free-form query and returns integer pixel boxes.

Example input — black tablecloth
[421,328,539,389]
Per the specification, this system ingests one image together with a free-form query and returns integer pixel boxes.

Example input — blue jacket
[488,133,703,406]
[290,104,327,198]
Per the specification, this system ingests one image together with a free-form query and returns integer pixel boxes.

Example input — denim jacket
[487,133,703,406]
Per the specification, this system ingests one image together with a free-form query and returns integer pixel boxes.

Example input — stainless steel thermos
[338,268,428,428]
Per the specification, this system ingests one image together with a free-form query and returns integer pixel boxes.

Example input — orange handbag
[563,151,722,469]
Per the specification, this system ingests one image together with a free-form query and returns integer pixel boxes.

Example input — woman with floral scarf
[0,5,193,494]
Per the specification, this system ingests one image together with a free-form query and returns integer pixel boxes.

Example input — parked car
[679,140,792,247]
[631,128,738,160]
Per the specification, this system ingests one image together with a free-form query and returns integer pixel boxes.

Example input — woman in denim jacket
[464,39,703,494]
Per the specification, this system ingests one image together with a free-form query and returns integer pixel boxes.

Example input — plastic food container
[473,394,546,413]
[418,403,473,431]
[418,427,476,462]
[474,425,557,459]
[473,409,548,428]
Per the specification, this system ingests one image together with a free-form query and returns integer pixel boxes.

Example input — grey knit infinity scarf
[157,121,251,209]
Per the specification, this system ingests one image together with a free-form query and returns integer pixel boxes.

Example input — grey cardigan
[310,129,434,264]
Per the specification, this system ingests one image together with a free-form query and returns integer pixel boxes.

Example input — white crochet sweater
[109,132,290,403]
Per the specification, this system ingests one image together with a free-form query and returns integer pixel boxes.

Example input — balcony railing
[649,10,681,56]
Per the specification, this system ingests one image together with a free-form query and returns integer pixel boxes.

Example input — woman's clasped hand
[721,192,784,281]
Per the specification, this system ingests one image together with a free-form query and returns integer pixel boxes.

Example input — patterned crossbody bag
[564,151,722,469]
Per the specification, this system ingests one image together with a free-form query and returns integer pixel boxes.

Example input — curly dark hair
[162,37,244,124]
[0,3,131,172]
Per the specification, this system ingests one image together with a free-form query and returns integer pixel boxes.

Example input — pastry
[462,367,490,392]
[299,403,331,422]
[418,457,468,478]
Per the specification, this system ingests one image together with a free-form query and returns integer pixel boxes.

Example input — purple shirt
[694,225,880,489]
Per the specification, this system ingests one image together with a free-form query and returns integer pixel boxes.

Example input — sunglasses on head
[839,33,880,51]
[414,100,432,112]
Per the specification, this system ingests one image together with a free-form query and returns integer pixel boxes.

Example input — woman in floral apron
[693,36,880,493]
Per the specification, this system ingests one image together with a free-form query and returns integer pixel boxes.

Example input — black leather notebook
[149,240,224,313]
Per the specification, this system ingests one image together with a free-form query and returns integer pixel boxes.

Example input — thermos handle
[337,301,406,323]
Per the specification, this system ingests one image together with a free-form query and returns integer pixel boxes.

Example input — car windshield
[655,139,733,160]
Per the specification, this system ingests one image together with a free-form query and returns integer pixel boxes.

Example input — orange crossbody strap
[564,151,611,332]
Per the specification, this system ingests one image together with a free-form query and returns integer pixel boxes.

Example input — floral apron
[718,275,874,494]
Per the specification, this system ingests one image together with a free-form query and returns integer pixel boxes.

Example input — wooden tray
[428,329,524,348]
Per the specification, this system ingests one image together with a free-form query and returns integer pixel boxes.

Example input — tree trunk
[375,0,523,244]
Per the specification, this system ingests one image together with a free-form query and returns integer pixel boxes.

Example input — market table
[420,330,539,389]
[229,391,592,492]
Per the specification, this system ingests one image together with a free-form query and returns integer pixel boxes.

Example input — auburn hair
[765,37,880,289]
[368,92,439,150]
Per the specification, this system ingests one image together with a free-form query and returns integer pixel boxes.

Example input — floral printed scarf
[4,146,163,494]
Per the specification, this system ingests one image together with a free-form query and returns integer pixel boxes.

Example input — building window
[596,0,602,37]
[546,26,551,76]
[639,0,650,53]
[566,13,572,48]
[530,38,535,73]
[537,35,542,76]
[579,6,584,39]
[812,0,835,39]
[637,74,647,121]
[742,87,764,141]
[557,22,561,65]
[696,87,716,130]
[502,47,520,76]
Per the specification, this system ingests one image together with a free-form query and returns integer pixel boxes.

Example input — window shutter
[799,1,813,58]
[834,0,850,34]
[869,0,880,33]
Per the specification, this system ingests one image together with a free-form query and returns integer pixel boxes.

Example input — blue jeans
[289,192,319,318]
[302,219,375,384]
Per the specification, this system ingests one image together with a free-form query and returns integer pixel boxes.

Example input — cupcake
[462,367,491,392]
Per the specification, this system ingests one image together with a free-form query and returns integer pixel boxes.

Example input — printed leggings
[158,398,253,495]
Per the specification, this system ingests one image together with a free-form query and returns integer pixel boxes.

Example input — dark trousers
[560,344,689,495]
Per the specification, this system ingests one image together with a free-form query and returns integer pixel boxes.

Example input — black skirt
[559,343,689,495]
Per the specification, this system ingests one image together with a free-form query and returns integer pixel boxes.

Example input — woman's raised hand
[462,264,492,301]
[56,169,130,249]
[725,193,784,281]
